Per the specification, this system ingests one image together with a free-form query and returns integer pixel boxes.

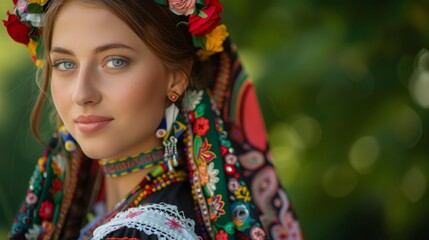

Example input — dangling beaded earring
[157,91,181,171]
[156,91,180,138]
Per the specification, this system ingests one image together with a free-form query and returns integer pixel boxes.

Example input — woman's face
[50,1,181,159]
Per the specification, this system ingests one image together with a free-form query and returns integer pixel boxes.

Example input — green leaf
[198,10,208,18]
[194,136,203,160]
[154,0,168,5]
[195,104,206,118]
[196,0,207,8]
[27,3,43,13]
[192,35,206,49]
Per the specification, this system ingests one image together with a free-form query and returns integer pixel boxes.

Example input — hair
[29,0,217,238]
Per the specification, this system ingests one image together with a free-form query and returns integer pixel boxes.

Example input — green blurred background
[1,0,428,239]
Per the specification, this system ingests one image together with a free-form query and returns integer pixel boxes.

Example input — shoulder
[91,203,201,240]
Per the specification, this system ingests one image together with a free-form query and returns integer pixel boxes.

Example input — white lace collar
[91,203,200,240]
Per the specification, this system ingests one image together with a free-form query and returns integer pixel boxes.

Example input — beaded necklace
[99,147,164,177]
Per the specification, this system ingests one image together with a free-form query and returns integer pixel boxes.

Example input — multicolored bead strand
[99,147,164,177]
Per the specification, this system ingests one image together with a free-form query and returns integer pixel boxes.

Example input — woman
[4,0,302,239]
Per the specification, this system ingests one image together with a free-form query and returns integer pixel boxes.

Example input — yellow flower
[197,24,229,61]
[28,0,49,5]
[27,39,44,68]
[35,59,44,68]
[27,38,37,58]
[235,185,251,203]
[38,157,47,173]
[205,24,229,53]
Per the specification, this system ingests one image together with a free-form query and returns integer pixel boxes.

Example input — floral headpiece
[3,0,229,68]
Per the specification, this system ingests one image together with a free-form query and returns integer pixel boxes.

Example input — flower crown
[3,0,229,67]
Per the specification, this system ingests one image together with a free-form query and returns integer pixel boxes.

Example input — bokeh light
[349,136,380,174]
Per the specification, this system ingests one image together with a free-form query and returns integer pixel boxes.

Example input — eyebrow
[50,43,135,55]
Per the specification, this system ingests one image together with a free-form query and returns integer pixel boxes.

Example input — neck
[104,167,152,212]
[100,146,164,211]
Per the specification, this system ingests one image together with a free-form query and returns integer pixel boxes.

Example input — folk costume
[4,0,302,239]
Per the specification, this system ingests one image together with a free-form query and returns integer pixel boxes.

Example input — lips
[75,115,113,134]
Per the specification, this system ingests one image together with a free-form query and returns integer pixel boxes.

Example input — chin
[80,148,106,160]
[78,142,116,160]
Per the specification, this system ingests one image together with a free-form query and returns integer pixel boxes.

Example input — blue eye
[105,57,128,69]
[53,60,76,71]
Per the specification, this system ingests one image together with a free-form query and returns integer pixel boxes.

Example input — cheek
[113,64,169,126]
[121,71,166,116]
[50,78,73,126]
[50,80,66,116]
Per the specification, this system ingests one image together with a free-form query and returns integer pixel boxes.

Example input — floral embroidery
[205,162,219,196]
[39,201,54,220]
[53,154,66,176]
[42,221,55,238]
[232,204,253,231]
[25,191,38,205]
[228,178,240,192]
[225,154,237,164]
[235,185,251,203]
[199,162,209,185]
[49,178,62,198]
[215,230,228,240]
[196,137,216,162]
[208,194,225,221]
[184,90,203,111]
[193,117,210,136]
[195,104,206,118]
[166,218,184,232]
[37,157,47,173]
[251,226,266,240]
[24,224,42,239]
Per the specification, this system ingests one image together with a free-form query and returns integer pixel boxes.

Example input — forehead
[51,1,142,51]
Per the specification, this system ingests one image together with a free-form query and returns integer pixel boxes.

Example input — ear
[166,66,190,98]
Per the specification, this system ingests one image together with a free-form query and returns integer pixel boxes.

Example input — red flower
[193,117,210,136]
[39,201,54,220]
[188,0,223,36]
[215,230,228,240]
[189,111,196,122]
[49,179,63,197]
[3,11,30,45]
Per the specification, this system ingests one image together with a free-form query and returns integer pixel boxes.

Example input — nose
[72,65,102,106]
